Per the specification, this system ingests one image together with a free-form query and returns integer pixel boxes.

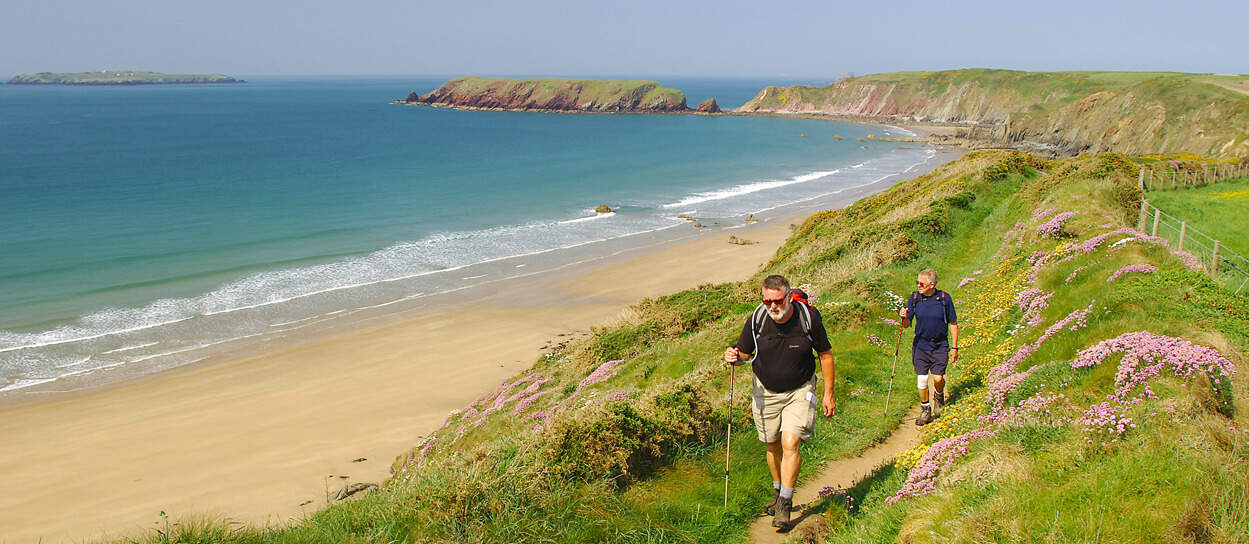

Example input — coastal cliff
[737,69,1249,157]
[8,71,242,85]
[401,77,692,113]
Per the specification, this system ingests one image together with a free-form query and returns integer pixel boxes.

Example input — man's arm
[819,350,836,416]
[949,323,960,363]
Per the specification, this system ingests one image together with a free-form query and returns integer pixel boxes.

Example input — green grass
[117,151,1249,544]
[1146,175,1249,257]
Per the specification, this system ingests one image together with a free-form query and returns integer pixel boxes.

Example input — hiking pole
[883,323,904,417]
[724,355,735,508]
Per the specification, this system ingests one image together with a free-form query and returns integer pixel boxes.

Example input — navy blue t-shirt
[906,290,957,351]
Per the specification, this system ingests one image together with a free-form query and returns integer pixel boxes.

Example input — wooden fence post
[1179,221,1187,251]
[1139,169,1146,191]
[1139,200,1149,230]
[1152,207,1161,236]
[1212,240,1220,278]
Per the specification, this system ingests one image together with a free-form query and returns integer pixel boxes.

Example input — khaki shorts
[751,374,819,443]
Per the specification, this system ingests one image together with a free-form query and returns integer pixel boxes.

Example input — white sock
[780,487,794,500]
[773,481,781,491]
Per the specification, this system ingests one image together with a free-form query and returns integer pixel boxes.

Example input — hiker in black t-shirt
[723,274,835,529]
[899,268,959,426]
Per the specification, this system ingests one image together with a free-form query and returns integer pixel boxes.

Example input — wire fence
[1137,200,1249,293]
[1138,162,1247,191]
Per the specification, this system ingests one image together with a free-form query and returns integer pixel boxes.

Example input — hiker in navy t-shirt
[899,268,959,426]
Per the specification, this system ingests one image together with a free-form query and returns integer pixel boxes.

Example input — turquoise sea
[0,76,937,396]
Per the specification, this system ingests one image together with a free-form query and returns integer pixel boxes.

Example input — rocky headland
[8,71,242,85]
[400,76,720,114]
[736,69,1249,158]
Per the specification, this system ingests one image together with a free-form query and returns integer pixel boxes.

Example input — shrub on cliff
[540,381,717,487]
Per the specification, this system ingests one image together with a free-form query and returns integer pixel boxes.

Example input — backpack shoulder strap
[750,303,767,351]
[794,300,813,342]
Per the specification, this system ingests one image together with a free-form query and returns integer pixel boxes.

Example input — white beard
[767,304,792,322]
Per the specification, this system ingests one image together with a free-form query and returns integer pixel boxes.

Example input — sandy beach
[0,214,800,543]
[0,145,959,543]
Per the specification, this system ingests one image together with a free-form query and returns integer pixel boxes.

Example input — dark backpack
[907,290,950,324]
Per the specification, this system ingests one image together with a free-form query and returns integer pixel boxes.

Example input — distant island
[399,76,721,114]
[8,71,243,85]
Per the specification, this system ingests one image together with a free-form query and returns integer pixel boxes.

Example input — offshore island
[7,71,243,85]
[398,76,722,113]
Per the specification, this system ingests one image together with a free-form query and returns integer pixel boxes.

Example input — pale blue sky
[3,0,1245,78]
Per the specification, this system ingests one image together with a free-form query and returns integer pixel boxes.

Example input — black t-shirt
[735,304,832,393]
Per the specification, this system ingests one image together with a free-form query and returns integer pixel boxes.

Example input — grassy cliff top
[8,71,241,85]
[410,76,688,112]
[740,69,1249,157]
[774,68,1249,98]
[115,149,1249,543]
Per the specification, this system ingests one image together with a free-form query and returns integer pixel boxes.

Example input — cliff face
[407,77,689,113]
[737,70,1249,157]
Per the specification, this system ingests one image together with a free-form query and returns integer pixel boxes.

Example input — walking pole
[883,323,904,417]
[724,358,735,508]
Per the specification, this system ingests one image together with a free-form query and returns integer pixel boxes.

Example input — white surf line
[0,316,193,353]
[462,274,488,280]
[747,151,936,216]
[270,315,320,327]
[102,341,161,354]
[200,222,685,319]
[53,356,94,369]
[559,212,615,224]
[663,170,840,209]
[354,292,426,312]
[0,377,59,393]
[128,333,264,363]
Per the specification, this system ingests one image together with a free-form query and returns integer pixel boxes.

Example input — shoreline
[0,148,959,544]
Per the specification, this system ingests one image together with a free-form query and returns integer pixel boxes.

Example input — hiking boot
[916,405,933,426]
[933,390,945,417]
[771,496,792,529]
[764,488,780,515]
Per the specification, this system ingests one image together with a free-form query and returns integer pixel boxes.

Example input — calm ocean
[0,76,937,396]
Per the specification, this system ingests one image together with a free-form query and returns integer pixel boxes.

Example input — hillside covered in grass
[128,150,1248,543]
[7,71,241,85]
[737,69,1249,159]
[401,77,690,112]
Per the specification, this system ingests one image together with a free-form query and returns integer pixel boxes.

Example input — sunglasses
[762,293,790,307]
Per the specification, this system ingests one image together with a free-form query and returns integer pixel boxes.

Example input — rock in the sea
[677,214,695,221]
[595,204,614,214]
[834,135,842,141]
[692,221,703,228]
[745,214,758,223]
[330,482,378,501]
[406,92,421,103]
[696,98,721,113]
